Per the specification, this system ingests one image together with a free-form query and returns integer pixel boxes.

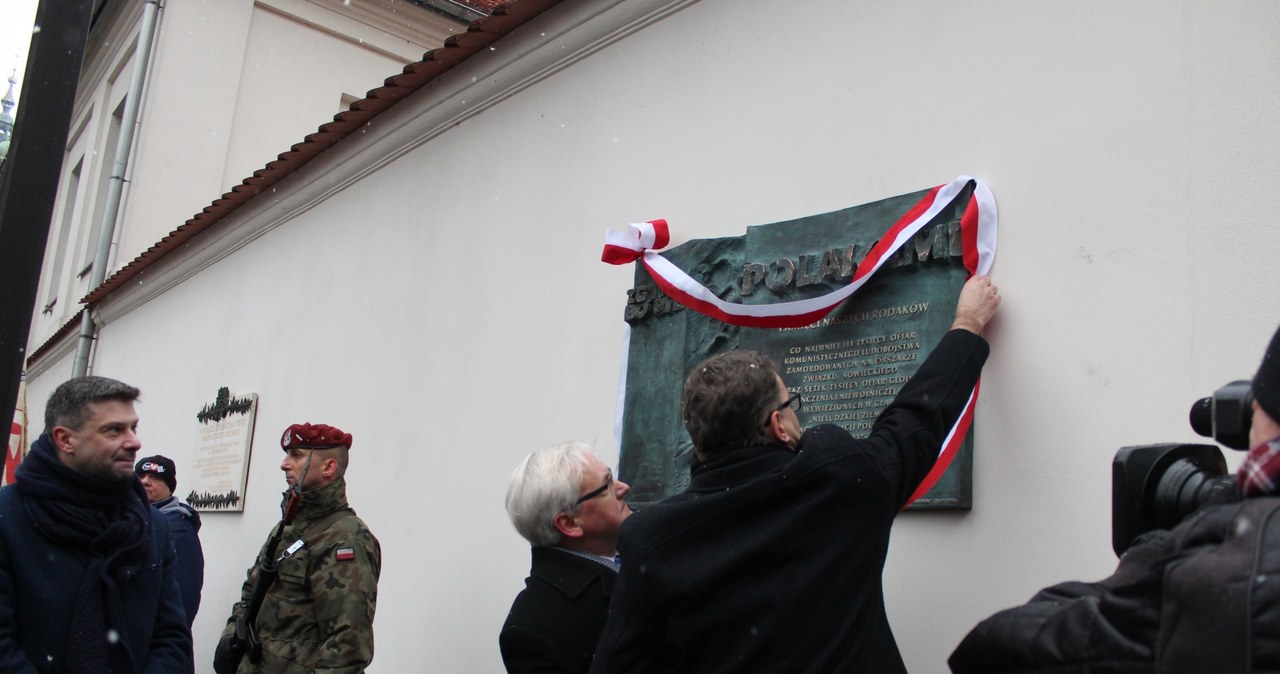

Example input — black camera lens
[1152,459,1235,529]
[1112,443,1230,557]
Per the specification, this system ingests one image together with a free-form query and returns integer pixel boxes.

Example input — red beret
[281,423,352,450]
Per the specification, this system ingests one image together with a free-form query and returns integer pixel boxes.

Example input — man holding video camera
[950,323,1280,673]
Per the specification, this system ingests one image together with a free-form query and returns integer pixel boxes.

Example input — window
[78,96,125,280]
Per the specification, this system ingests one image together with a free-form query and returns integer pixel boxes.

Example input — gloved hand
[212,634,243,674]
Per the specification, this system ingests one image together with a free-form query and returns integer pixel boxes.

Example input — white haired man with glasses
[590,275,1001,674]
[500,442,632,673]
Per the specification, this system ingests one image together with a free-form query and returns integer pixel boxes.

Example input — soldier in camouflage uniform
[214,422,381,674]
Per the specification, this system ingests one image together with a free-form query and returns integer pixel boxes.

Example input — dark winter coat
[500,547,617,673]
[590,329,990,674]
[0,473,193,672]
[153,495,204,626]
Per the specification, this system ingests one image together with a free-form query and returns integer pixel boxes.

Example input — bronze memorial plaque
[619,184,975,509]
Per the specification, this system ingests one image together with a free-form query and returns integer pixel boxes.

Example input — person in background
[214,422,380,674]
[135,454,204,627]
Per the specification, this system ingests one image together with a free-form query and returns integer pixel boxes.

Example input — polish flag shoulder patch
[335,547,356,561]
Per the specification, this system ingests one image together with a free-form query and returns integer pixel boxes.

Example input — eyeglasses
[574,469,614,505]
[763,392,802,427]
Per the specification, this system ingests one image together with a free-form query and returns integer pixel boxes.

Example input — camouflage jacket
[221,479,381,674]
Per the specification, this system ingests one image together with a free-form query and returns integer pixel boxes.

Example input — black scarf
[15,433,152,674]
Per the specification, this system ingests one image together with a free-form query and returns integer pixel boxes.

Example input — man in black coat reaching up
[590,275,1001,674]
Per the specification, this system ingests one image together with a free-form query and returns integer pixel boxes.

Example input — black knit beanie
[1255,323,1280,423]
[135,455,177,493]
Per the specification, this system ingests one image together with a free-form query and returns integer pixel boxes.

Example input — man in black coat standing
[589,275,1001,674]
[500,442,633,673]
[0,376,193,673]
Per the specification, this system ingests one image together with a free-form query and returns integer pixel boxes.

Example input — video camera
[1111,380,1253,557]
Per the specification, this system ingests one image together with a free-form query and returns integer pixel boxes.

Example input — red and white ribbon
[603,177,995,327]
[602,218,670,265]
[605,176,997,505]
[907,380,980,505]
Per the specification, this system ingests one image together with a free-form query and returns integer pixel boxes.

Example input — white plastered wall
[113,0,434,289]
[23,0,1280,671]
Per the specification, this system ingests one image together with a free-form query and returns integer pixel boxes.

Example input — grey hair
[505,441,593,547]
[45,376,141,434]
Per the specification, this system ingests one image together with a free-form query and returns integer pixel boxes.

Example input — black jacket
[590,329,990,673]
[0,480,193,673]
[154,496,204,627]
[500,546,617,673]
[950,495,1280,673]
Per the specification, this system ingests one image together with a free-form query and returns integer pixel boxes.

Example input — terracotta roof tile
[27,308,86,367]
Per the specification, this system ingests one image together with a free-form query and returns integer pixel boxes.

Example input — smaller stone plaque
[188,387,257,512]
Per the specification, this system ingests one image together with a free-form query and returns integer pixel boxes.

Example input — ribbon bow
[601,219,670,265]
